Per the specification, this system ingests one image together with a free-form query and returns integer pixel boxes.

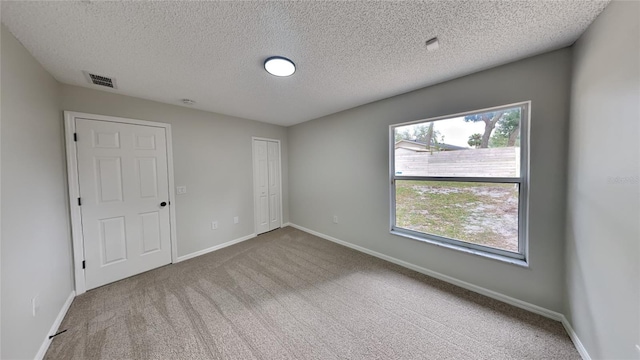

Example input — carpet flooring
[46,227,579,359]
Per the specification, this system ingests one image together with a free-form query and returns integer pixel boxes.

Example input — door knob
[160,201,167,207]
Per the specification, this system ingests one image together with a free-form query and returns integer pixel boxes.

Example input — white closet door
[253,140,270,234]
[267,141,281,231]
[253,139,281,235]
[76,118,172,290]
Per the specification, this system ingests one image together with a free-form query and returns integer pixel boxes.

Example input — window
[389,102,529,264]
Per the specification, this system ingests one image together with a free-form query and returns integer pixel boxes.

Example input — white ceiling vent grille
[83,71,117,89]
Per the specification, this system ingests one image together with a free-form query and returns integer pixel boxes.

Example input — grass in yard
[396,180,519,252]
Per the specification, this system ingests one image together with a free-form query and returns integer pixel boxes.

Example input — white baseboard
[288,223,594,359]
[175,233,257,263]
[35,290,75,360]
[289,223,563,320]
[561,316,592,360]
[282,222,291,227]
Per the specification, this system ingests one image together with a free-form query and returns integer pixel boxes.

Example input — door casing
[64,111,178,295]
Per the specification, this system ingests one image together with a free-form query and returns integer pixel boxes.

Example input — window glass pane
[395,180,519,253]
[394,107,521,177]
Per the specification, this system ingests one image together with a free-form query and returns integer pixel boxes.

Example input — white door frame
[251,137,283,234]
[64,111,178,295]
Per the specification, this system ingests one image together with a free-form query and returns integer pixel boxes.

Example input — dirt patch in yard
[396,181,519,252]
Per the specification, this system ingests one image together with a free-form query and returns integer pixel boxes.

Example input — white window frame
[389,101,530,266]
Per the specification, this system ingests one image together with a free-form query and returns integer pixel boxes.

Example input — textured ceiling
[1,1,609,126]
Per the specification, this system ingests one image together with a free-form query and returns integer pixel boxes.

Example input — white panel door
[267,141,281,231]
[254,139,281,235]
[253,140,270,234]
[76,118,172,290]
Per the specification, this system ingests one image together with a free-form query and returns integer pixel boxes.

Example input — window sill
[390,229,529,268]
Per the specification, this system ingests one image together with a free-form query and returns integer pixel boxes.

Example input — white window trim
[389,101,531,266]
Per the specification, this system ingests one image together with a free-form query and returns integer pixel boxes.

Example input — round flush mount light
[264,56,296,77]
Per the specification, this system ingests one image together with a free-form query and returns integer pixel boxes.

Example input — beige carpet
[46,227,579,359]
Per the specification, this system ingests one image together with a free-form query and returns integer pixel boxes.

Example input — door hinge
[77,197,82,206]
[73,133,77,142]
[82,260,85,269]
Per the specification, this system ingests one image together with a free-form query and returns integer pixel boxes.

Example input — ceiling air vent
[83,71,117,89]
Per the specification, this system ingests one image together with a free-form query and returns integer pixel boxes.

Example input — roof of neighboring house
[395,139,467,151]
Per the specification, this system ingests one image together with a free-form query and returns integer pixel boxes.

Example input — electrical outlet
[176,186,187,195]
[234,216,239,224]
[333,215,338,224]
[211,221,218,230]
[32,296,39,317]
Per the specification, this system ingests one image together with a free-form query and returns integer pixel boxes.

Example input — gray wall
[1,25,74,359]
[565,1,640,358]
[288,49,572,312]
[4,2,637,358]
[60,85,289,257]
[2,23,289,357]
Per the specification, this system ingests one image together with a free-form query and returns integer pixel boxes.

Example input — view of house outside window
[390,102,529,261]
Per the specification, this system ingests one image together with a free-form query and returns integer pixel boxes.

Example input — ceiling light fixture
[264,56,296,77]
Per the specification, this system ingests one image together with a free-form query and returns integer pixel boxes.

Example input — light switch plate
[176,186,187,195]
